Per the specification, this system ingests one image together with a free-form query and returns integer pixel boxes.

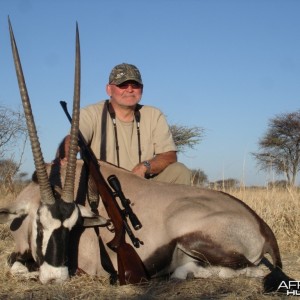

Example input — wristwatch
[143,160,151,174]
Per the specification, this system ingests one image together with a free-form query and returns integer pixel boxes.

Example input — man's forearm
[146,151,177,174]
[132,151,177,177]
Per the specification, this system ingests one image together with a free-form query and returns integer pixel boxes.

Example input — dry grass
[230,187,300,252]
[0,186,299,299]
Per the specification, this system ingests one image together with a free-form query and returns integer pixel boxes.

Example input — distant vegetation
[170,124,204,153]
[0,105,28,193]
[252,110,300,187]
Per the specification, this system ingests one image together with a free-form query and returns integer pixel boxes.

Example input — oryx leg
[170,241,264,280]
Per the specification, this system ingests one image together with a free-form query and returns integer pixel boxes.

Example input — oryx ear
[82,216,109,228]
[0,207,27,224]
[77,205,108,227]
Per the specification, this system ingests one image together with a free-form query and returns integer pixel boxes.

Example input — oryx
[1,19,107,284]
[0,20,297,294]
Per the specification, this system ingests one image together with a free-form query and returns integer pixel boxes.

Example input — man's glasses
[113,82,143,90]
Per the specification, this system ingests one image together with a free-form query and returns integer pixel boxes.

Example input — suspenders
[100,100,142,167]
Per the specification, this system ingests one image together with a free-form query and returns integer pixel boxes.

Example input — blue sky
[0,0,300,186]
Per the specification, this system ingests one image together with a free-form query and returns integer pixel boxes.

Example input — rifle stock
[60,101,149,285]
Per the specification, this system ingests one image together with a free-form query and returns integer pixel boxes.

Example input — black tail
[264,266,299,294]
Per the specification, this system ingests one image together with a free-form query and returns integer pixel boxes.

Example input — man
[59,63,191,185]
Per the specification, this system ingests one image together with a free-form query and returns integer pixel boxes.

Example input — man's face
[106,80,143,108]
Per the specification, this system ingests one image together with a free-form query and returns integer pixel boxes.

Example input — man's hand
[132,163,149,177]
[132,151,177,178]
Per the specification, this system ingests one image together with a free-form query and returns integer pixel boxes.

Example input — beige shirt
[79,100,177,171]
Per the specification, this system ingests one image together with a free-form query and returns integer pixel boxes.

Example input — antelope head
[8,18,107,283]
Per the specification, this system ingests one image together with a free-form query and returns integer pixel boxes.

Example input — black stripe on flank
[143,232,255,277]
[177,232,255,269]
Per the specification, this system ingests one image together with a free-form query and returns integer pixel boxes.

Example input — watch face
[143,161,151,170]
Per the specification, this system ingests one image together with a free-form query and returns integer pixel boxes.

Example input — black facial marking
[36,215,44,266]
[7,250,39,272]
[49,199,76,221]
[44,227,69,267]
[35,199,80,268]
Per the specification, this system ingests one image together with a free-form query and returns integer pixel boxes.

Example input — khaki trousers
[150,162,191,185]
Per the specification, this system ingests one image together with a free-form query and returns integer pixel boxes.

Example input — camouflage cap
[109,63,143,85]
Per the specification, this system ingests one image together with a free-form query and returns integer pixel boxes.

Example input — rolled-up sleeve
[140,106,177,158]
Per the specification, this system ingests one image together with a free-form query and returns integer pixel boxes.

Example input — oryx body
[4,158,286,291]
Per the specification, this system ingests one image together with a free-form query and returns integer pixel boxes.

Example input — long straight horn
[61,23,80,203]
[8,17,55,205]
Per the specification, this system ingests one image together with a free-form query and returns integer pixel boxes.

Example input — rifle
[60,100,149,285]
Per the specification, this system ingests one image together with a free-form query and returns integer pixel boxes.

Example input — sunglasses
[113,82,143,89]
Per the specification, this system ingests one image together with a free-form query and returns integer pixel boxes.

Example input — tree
[0,105,28,192]
[267,180,288,189]
[252,110,300,187]
[0,159,20,192]
[0,105,27,158]
[170,124,204,153]
[191,169,208,187]
[210,178,239,190]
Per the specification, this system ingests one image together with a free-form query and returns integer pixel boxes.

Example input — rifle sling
[97,227,118,285]
[85,161,118,284]
[100,100,108,161]
[60,100,148,285]
[101,100,143,167]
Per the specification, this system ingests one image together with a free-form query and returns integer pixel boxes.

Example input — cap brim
[110,77,143,85]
